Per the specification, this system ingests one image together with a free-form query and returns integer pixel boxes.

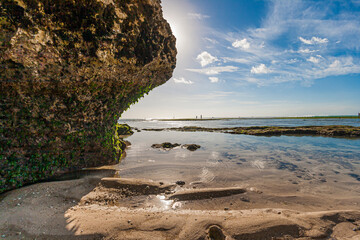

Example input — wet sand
[1,174,360,239]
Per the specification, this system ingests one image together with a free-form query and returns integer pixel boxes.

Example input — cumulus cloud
[173,77,194,84]
[307,56,321,64]
[232,38,250,49]
[188,13,210,20]
[196,51,218,67]
[299,36,329,45]
[209,77,219,83]
[251,64,271,74]
[187,66,238,75]
[185,0,360,87]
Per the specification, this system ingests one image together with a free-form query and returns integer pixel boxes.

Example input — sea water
[116,118,360,209]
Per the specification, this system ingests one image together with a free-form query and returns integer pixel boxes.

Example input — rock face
[0,0,176,193]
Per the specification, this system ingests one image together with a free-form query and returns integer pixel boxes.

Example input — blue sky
[122,0,360,119]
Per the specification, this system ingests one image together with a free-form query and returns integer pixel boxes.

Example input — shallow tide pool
[117,129,360,198]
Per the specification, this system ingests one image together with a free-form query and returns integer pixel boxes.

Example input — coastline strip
[142,125,360,138]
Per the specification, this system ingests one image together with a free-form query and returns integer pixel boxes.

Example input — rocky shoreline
[143,125,360,138]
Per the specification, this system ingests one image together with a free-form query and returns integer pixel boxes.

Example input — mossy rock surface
[0,0,176,193]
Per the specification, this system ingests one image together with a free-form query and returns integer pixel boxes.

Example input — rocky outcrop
[143,125,360,138]
[0,0,176,193]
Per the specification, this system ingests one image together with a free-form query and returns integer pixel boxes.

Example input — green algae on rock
[0,0,176,193]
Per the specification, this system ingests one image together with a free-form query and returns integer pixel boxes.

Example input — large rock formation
[0,0,176,193]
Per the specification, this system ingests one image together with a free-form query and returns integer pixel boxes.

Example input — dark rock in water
[0,0,176,193]
[151,142,181,149]
[143,128,164,131]
[163,142,181,149]
[151,144,162,148]
[183,144,201,151]
[152,143,201,151]
[176,181,185,186]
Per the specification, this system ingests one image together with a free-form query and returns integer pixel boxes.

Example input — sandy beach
[1,171,360,239]
[2,122,360,239]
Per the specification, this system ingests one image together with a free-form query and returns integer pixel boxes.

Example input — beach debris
[249,187,263,194]
[240,197,250,202]
[353,226,360,231]
[172,202,182,209]
[176,181,186,186]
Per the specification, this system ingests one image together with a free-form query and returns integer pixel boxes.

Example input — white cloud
[232,38,250,49]
[204,37,218,44]
[244,77,261,83]
[287,58,299,64]
[187,66,238,75]
[297,48,318,53]
[186,0,360,87]
[173,77,194,84]
[329,60,341,68]
[307,56,320,64]
[251,64,272,74]
[222,57,251,64]
[299,36,329,45]
[188,13,210,20]
[209,77,219,83]
[322,57,360,76]
[196,51,218,67]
